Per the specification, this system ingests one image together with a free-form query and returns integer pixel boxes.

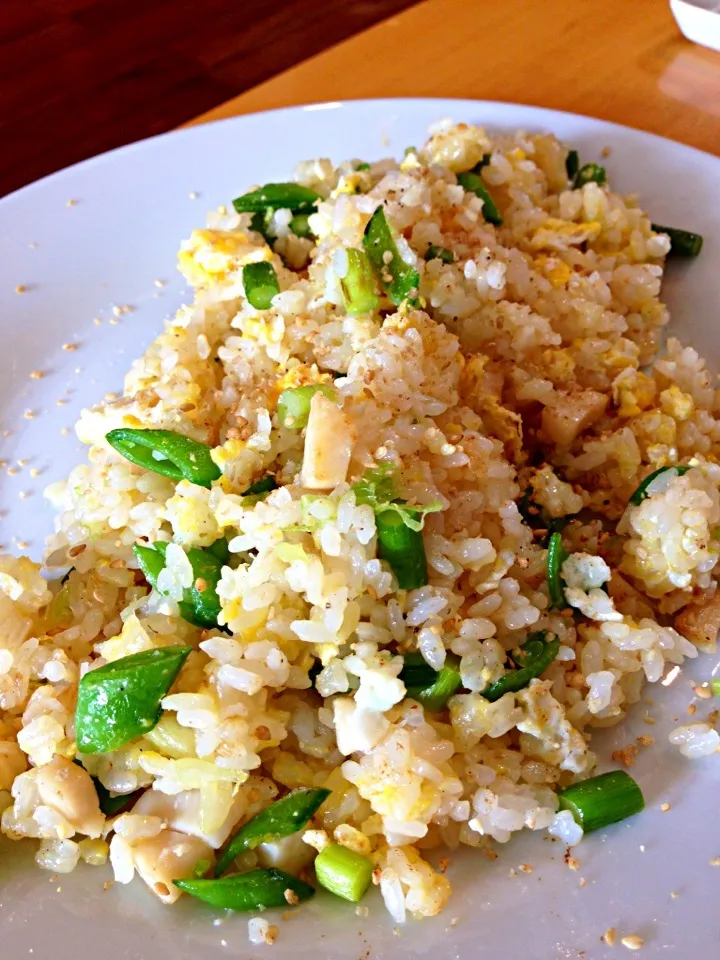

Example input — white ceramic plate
[0,99,718,960]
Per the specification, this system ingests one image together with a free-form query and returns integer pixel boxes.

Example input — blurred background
[2,0,418,197]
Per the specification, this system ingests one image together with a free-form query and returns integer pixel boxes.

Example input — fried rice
[0,118,718,922]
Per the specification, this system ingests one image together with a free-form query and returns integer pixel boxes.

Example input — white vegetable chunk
[301,393,356,490]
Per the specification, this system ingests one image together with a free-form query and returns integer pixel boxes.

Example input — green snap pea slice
[650,224,703,258]
[573,162,606,188]
[75,646,192,754]
[456,170,502,225]
[546,531,569,609]
[362,206,420,306]
[628,464,691,506]
[482,632,559,702]
[243,261,280,310]
[176,868,314,911]
[106,429,221,488]
[232,183,322,214]
[215,787,330,877]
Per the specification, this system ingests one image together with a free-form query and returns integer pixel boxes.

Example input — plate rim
[3,96,720,207]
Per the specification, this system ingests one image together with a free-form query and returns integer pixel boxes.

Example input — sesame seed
[23,410,36,420]
[670,891,679,899]
[15,284,27,294]
[109,317,119,325]
[578,877,586,887]
[29,370,44,379]
[694,684,711,699]
[518,864,533,873]
[66,199,78,206]
[709,857,720,866]
[93,317,102,326]
[154,279,166,288]
[62,343,78,352]
[16,540,29,549]
[56,399,68,406]
[189,191,199,200]
[104,392,119,401]
[0,460,6,467]
[6,467,17,476]
[28,241,38,249]
[17,459,28,467]
[60,427,70,436]
[620,934,644,950]
[687,703,696,716]
[660,803,671,812]
[603,927,617,946]
[19,491,30,499]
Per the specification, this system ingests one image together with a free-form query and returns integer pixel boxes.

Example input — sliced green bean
[340,249,379,315]
[289,213,314,238]
[482,632,559,702]
[573,162,606,188]
[133,540,227,630]
[628,464,690,506]
[565,149,579,179]
[106,429,221,488]
[558,770,644,833]
[424,244,455,264]
[456,170,502,226]
[242,475,278,498]
[75,646,192,754]
[546,531,568,609]
[232,183,322,214]
[243,261,280,310]
[277,384,335,429]
[215,787,330,877]
[355,162,371,172]
[404,653,462,712]
[651,224,703,258]
[176,868,314,911]
[314,844,372,903]
[362,206,420,306]
[376,509,428,590]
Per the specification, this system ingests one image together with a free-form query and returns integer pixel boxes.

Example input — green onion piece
[242,475,278,498]
[565,149,579,179]
[474,152,492,171]
[106,429,221,488]
[546,532,568,609]
[710,678,720,698]
[424,244,455,264]
[340,249,379,315]
[651,224,703,258]
[404,653,462,712]
[314,843,373,903]
[362,206,420,306]
[573,162,607,188]
[232,183,322,214]
[242,261,280,310]
[376,509,428,590]
[215,787,330,877]
[277,384,335,430]
[456,171,502,226]
[355,162,371,172]
[289,212,314,238]
[75,646,192,754]
[176,868,314,911]
[482,631,559,702]
[628,464,691,506]
[516,488,570,542]
[558,770,645,833]
[133,540,227,630]
[404,145,417,157]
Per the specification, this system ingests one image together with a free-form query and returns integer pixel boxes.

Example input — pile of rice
[1,118,718,922]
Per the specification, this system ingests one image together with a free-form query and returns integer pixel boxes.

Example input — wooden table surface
[189,0,720,156]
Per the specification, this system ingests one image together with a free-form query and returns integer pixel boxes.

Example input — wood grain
[191,0,720,156]
[0,0,418,196]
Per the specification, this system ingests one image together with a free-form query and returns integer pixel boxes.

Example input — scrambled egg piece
[534,255,573,289]
[613,370,657,419]
[178,228,267,285]
[659,385,694,422]
[530,219,602,251]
